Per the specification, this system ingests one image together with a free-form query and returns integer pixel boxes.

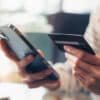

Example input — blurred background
[0,0,100,100]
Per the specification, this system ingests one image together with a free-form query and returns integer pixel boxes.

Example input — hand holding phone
[0,25,59,83]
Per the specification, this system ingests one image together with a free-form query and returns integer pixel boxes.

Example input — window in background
[0,0,62,32]
[0,0,24,12]
[44,0,62,14]
[63,0,100,13]
[24,0,45,14]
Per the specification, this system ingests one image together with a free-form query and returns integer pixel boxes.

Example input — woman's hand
[0,39,60,89]
[64,45,100,94]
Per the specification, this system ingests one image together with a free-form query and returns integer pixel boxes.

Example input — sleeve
[84,5,100,54]
[84,5,100,99]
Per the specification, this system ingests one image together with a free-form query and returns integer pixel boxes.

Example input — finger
[75,69,95,88]
[75,74,86,87]
[73,66,92,83]
[17,49,44,74]
[25,79,58,88]
[65,53,78,64]
[67,53,100,78]
[18,55,34,68]
[22,69,53,81]
[75,73,85,82]
[64,45,100,65]
[75,60,100,79]
[43,80,60,90]
[74,59,94,74]
[25,80,41,88]
[66,53,93,73]
[73,67,89,78]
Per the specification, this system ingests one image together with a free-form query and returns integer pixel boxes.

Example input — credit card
[48,34,95,55]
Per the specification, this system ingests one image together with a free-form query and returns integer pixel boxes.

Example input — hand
[0,39,60,89]
[64,45,100,94]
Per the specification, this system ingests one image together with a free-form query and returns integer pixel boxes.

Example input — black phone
[0,24,59,81]
[48,34,95,55]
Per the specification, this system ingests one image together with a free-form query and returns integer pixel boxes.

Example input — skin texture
[64,45,100,94]
[0,39,60,90]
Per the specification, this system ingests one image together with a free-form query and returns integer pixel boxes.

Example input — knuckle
[86,78,96,88]
[73,70,78,77]
[72,58,81,70]
[72,65,80,74]
[75,58,81,66]
[79,52,86,59]
[91,78,96,84]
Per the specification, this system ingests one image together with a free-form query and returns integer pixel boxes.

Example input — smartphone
[48,33,95,55]
[0,24,59,80]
